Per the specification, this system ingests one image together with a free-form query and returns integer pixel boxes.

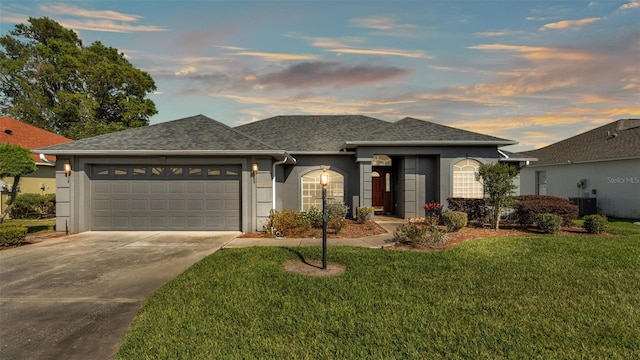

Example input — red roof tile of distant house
[0,117,71,163]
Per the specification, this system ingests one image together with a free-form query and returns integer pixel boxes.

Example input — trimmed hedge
[447,198,489,226]
[441,211,467,232]
[513,195,578,227]
[583,214,607,234]
[0,225,28,245]
[265,209,311,238]
[356,206,374,224]
[9,193,56,219]
[537,213,562,234]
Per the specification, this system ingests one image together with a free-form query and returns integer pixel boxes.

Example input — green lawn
[117,220,640,359]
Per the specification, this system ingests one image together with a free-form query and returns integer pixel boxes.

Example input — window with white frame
[452,159,484,198]
[301,169,344,210]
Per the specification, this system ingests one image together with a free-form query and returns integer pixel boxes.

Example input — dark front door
[372,167,392,214]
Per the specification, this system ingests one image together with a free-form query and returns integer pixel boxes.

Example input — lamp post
[320,169,329,270]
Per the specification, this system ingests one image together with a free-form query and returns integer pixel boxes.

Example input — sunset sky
[1,1,639,151]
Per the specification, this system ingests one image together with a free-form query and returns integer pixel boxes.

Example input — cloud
[350,16,416,31]
[228,51,318,62]
[474,31,506,37]
[302,35,432,59]
[174,66,197,76]
[540,17,601,30]
[56,19,166,33]
[41,4,141,22]
[327,47,433,59]
[257,61,410,89]
[619,1,640,10]
[469,44,593,61]
[39,3,165,32]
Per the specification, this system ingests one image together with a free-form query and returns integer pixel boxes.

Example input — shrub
[537,213,562,234]
[441,211,467,232]
[300,207,323,228]
[9,193,56,219]
[513,195,578,228]
[392,222,426,245]
[583,214,607,234]
[327,202,349,234]
[447,198,489,226]
[356,206,374,224]
[328,217,347,234]
[426,226,448,246]
[264,209,311,238]
[0,225,28,245]
[327,202,349,222]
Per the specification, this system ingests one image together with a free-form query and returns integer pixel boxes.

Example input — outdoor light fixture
[320,168,329,270]
[320,170,329,188]
[252,162,259,177]
[64,162,72,177]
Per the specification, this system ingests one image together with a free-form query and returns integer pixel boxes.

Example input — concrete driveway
[0,231,239,360]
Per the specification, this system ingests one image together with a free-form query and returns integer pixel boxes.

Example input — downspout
[272,153,297,210]
[497,149,509,159]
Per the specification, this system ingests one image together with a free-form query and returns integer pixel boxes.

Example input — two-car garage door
[90,165,240,230]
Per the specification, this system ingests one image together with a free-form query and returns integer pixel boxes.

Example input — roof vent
[4,129,12,135]
[606,130,618,139]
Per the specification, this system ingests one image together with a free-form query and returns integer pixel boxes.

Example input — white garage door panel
[90,165,241,231]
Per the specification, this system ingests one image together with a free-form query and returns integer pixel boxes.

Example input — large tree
[0,143,37,223]
[476,162,519,230]
[0,17,157,139]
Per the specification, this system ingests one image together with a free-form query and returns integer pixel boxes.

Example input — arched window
[301,169,344,210]
[452,159,484,198]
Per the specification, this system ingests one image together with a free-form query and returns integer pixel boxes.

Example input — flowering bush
[424,201,441,226]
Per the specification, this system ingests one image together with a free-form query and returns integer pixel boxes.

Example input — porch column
[357,158,373,207]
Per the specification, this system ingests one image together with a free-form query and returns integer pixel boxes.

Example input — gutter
[272,152,297,210]
[343,140,518,149]
[524,156,640,167]
[31,149,291,156]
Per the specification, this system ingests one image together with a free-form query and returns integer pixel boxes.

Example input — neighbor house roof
[520,119,640,166]
[0,116,71,164]
[36,115,288,158]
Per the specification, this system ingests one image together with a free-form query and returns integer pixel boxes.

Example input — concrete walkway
[0,221,402,360]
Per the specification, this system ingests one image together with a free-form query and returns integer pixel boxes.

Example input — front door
[372,167,392,214]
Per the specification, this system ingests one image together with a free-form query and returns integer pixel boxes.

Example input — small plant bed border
[240,219,387,239]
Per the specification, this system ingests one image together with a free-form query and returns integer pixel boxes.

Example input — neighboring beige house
[519,119,640,219]
[0,117,71,212]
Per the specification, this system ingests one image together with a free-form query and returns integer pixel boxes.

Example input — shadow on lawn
[282,247,324,269]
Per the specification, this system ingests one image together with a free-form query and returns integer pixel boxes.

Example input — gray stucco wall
[275,155,360,214]
[520,158,640,219]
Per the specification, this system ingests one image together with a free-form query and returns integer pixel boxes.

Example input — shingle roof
[236,115,515,151]
[355,117,514,144]
[520,119,640,165]
[37,114,519,155]
[0,116,71,163]
[235,115,390,151]
[37,114,280,154]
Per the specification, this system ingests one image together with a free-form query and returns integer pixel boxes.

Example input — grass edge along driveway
[117,223,640,359]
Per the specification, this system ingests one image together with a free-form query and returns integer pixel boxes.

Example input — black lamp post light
[320,168,329,270]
